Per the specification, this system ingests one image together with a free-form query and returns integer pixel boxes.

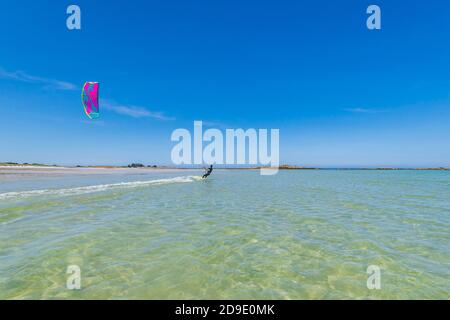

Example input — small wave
[0,175,201,200]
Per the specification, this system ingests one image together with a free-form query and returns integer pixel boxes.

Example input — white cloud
[101,99,174,120]
[0,67,77,91]
[0,67,173,121]
[81,119,106,126]
[202,120,230,129]
[343,108,388,114]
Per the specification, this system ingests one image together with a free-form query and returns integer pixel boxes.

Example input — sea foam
[0,175,201,200]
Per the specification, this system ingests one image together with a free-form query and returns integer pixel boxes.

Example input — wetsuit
[202,165,213,179]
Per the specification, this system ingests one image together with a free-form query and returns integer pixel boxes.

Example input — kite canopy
[82,82,99,119]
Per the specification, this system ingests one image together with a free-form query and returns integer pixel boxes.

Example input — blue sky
[0,0,449,167]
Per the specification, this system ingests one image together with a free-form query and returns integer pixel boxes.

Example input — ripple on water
[0,170,449,299]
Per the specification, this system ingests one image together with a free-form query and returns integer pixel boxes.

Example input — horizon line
[1,162,449,170]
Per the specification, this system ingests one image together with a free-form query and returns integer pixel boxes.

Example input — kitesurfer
[202,165,213,179]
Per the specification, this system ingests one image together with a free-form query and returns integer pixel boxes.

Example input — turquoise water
[0,169,449,299]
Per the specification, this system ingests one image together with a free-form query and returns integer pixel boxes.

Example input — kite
[81,82,99,119]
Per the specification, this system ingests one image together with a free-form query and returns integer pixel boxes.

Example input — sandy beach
[0,166,196,175]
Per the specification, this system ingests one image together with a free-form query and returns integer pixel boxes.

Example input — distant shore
[1,163,449,171]
[254,165,450,171]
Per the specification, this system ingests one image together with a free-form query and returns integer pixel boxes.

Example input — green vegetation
[0,162,55,167]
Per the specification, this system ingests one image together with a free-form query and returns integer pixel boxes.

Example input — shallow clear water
[0,169,449,299]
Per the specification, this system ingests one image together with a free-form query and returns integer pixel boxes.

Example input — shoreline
[0,166,199,176]
[1,165,449,172]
